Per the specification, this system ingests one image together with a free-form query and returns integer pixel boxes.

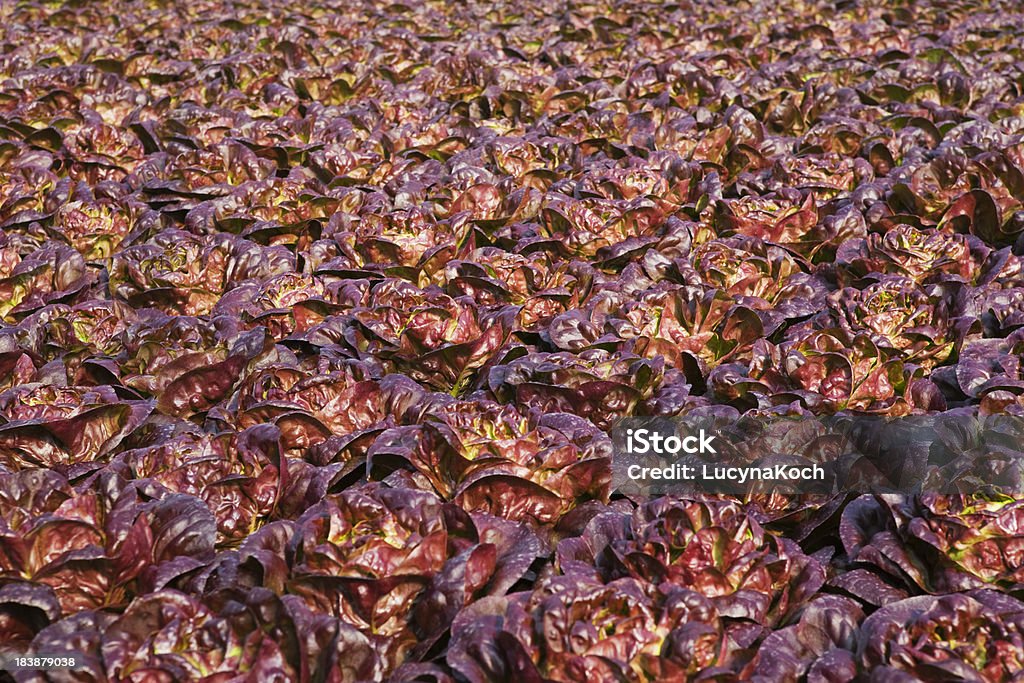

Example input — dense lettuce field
[2,0,1024,680]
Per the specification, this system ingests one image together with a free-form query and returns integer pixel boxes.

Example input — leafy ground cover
[2,0,1024,680]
